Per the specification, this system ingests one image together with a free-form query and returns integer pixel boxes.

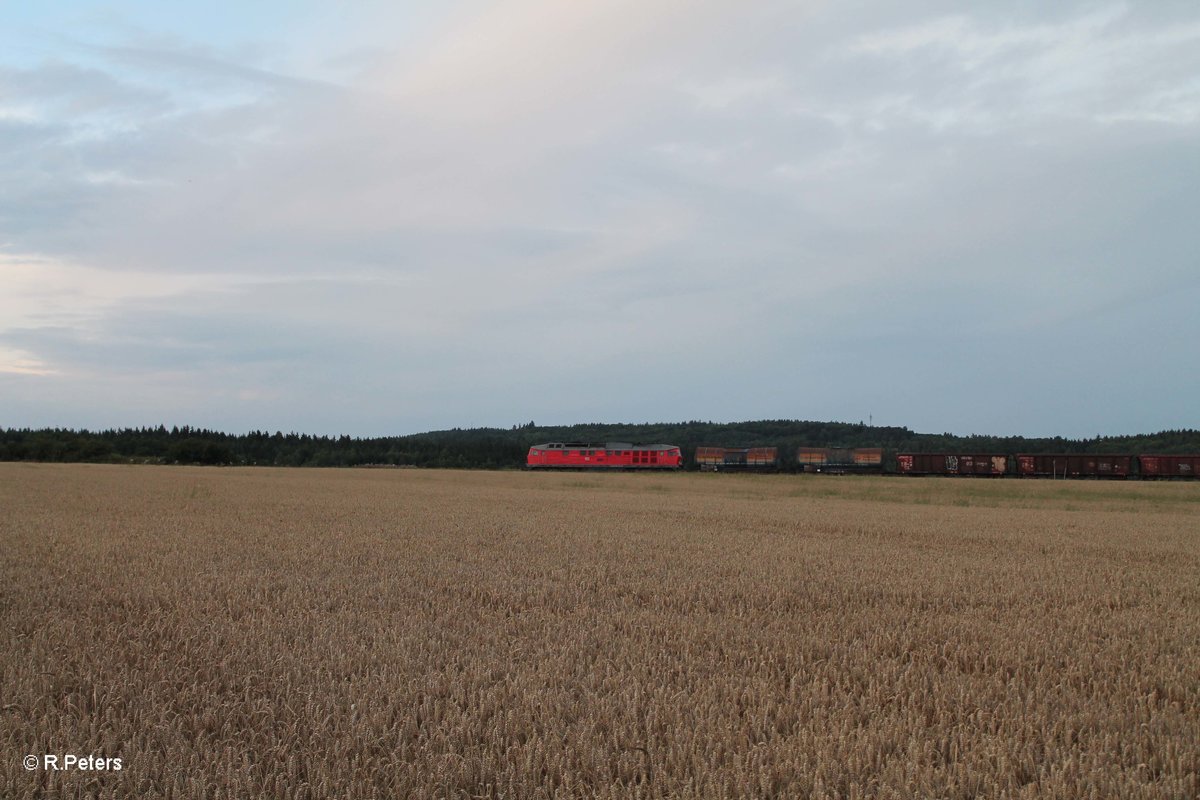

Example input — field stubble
[2,464,1197,798]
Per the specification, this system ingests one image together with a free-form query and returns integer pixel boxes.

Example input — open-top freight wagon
[694,446,778,471]
[897,453,1008,476]
[1016,454,1132,479]
[526,442,683,470]
[1137,455,1200,478]
[894,453,1185,478]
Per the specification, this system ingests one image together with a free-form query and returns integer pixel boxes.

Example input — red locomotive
[526,442,682,470]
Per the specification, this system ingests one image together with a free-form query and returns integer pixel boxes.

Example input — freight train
[527,442,1199,478]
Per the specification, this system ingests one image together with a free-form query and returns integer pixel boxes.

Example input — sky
[1,1,1198,438]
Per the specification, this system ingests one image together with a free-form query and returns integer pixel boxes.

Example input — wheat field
[2,463,1197,799]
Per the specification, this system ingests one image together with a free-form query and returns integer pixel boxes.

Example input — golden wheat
[2,464,1197,798]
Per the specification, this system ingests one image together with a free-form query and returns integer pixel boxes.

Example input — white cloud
[684,75,787,111]
[0,346,57,376]
[845,5,1200,129]
[0,252,249,329]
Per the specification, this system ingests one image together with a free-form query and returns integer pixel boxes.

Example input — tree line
[2,421,1198,469]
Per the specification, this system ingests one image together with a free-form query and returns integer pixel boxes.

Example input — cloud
[1,60,170,119]
[1,1,1198,436]
[0,252,251,327]
[845,5,1200,129]
[0,346,57,376]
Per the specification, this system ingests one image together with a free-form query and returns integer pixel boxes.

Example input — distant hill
[2,421,1199,468]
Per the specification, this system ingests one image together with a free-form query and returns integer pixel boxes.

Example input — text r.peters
[36,755,123,771]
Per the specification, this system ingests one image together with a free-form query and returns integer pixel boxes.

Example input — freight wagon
[897,453,1008,476]
[796,447,883,473]
[526,442,683,470]
[894,452,1199,479]
[1137,454,1200,478]
[1016,454,1132,479]
[694,446,778,471]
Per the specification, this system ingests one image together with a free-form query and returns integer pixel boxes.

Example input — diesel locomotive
[526,442,683,470]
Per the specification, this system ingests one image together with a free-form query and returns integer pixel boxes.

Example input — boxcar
[797,447,883,473]
[897,454,1008,476]
[1137,455,1200,479]
[1016,454,1132,478]
[695,446,778,470]
[797,448,828,469]
[526,442,682,470]
[853,448,884,468]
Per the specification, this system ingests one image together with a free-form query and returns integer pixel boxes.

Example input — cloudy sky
[2,1,1198,438]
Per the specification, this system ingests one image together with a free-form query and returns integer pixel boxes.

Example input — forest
[2,421,1198,469]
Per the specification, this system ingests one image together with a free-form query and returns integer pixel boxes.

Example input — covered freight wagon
[796,448,829,468]
[797,447,883,473]
[1016,454,1132,478]
[1136,455,1200,479]
[897,454,1008,476]
[695,446,777,470]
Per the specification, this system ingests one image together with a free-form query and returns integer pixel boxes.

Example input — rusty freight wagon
[1136,455,1200,479]
[694,446,778,470]
[897,454,1008,476]
[1016,454,1132,479]
[796,447,883,473]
